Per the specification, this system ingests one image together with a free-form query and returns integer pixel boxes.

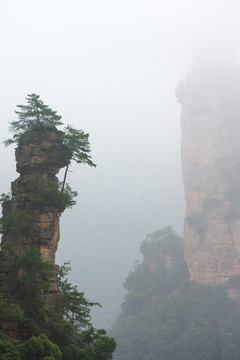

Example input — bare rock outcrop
[178,66,240,298]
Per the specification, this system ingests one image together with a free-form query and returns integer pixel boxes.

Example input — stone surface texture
[178,66,240,297]
[0,128,71,308]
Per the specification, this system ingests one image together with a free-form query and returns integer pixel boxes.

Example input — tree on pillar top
[4,93,96,190]
[4,94,63,146]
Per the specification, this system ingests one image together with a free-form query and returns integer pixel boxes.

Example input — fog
[0,0,239,328]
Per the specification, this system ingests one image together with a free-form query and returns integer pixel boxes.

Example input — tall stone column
[0,128,71,307]
[177,64,240,297]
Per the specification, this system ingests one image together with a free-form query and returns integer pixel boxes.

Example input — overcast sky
[0,0,239,328]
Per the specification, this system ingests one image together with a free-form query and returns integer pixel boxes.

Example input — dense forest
[110,227,240,360]
[0,258,116,360]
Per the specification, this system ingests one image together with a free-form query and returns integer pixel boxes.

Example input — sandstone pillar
[178,65,240,297]
[0,128,71,307]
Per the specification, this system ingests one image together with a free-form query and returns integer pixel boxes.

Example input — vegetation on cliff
[110,227,240,360]
[4,93,95,167]
[0,251,116,359]
[4,93,96,192]
[0,95,116,359]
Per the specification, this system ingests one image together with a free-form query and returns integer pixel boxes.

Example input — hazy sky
[1,0,239,328]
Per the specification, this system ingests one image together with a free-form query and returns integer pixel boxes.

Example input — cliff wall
[0,128,71,308]
[178,68,240,297]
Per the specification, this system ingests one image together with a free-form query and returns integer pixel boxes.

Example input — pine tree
[4,93,63,146]
[4,93,96,190]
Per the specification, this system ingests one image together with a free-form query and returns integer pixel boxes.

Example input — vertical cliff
[0,127,71,309]
[178,64,240,296]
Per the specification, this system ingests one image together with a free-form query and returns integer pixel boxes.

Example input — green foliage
[122,227,188,316]
[57,262,100,330]
[110,226,240,360]
[0,256,116,360]
[0,95,111,357]
[0,193,11,205]
[0,331,22,360]
[0,295,24,325]
[4,94,63,146]
[140,226,183,262]
[0,210,29,235]
[19,333,62,360]
[54,327,116,360]
[0,298,23,358]
[47,262,116,360]
[88,329,116,360]
[55,327,115,360]
[0,331,62,360]
[58,183,78,209]
[12,247,53,322]
[3,94,96,210]
[62,125,96,167]
[4,94,96,170]
[77,328,116,360]
[28,176,77,210]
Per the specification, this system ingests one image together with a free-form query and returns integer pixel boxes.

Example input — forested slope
[111,227,240,360]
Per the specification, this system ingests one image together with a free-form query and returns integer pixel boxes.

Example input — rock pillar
[0,127,71,308]
[178,65,240,297]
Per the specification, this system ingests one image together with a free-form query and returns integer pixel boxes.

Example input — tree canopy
[0,252,116,360]
[4,94,63,146]
[4,93,96,168]
[110,227,240,360]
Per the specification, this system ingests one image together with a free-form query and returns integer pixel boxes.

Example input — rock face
[0,128,71,308]
[178,65,240,297]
